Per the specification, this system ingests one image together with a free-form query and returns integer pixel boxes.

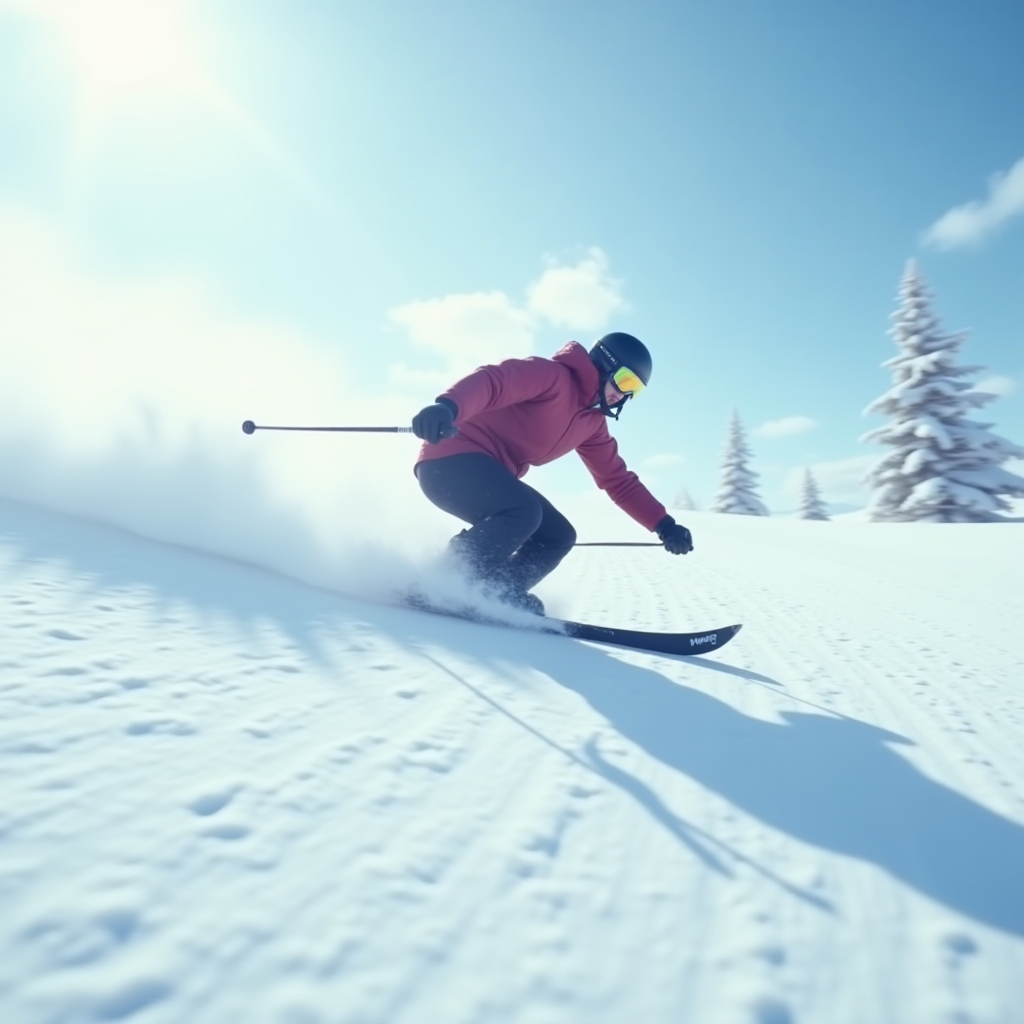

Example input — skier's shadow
[525,636,1024,939]
[8,495,1020,938]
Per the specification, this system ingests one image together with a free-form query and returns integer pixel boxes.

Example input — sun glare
[37,0,197,99]
[6,0,339,212]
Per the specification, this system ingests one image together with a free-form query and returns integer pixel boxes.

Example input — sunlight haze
[2,0,1022,523]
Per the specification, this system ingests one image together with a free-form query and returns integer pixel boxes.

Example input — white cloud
[526,248,626,333]
[387,249,629,378]
[641,453,685,469]
[753,415,817,439]
[387,291,534,377]
[782,455,877,505]
[973,375,1016,398]
[923,156,1024,250]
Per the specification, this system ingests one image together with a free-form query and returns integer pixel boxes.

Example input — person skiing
[411,332,694,615]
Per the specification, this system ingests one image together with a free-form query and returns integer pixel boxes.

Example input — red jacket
[415,342,668,532]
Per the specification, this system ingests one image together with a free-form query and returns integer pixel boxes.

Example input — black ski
[556,618,742,656]
[401,596,742,656]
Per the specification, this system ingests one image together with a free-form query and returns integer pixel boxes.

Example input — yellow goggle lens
[612,365,646,396]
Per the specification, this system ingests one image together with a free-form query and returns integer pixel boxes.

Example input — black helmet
[587,332,652,419]
[589,332,652,386]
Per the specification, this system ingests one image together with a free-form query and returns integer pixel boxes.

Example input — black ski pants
[415,453,577,593]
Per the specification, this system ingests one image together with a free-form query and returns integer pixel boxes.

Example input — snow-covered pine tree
[797,467,830,520]
[862,261,1024,522]
[672,487,698,511]
[711,410,769,515]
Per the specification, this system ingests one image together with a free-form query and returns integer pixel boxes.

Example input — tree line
[679,262,1024,523]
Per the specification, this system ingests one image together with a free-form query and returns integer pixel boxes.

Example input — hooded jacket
[415,342,668,532]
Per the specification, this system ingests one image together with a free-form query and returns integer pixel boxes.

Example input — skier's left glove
[655,515,694,555]
[412,399,458,443]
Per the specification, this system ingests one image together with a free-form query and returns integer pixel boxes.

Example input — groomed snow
[2,498,1023,1024]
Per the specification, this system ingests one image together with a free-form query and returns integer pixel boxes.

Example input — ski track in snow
[1,499,1023,1024]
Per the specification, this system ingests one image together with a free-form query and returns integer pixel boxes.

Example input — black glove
[412,399,458,443]
[655,515,694,555]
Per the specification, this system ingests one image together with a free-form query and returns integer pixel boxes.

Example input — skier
[411,332,694,615]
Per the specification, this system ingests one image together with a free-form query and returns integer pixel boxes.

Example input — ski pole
[242,420,414,434]
[573,541,663,547]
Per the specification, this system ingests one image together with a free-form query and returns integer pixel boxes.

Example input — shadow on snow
[4,495,1021,940]
[519,636,1024,939]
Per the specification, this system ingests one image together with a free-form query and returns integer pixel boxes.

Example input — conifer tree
[862,261,1024,522]
[797,467,830,520]
[711,410,768,515]
[672,487,698,511]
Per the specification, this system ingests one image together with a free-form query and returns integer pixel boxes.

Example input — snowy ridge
[1,498,1023,1024]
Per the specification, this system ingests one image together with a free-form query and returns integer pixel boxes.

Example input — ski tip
[704,623,742,649]
[691,623,742,656]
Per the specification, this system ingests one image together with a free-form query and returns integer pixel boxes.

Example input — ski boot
[501,590,545,616]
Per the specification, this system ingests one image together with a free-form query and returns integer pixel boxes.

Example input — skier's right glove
[655,515,694,555]
[412,399,458,444]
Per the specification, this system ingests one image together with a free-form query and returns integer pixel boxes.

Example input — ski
[557,618,742,656]
[401,597,742,657]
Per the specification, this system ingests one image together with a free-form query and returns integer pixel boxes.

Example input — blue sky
[1,0,1022,522]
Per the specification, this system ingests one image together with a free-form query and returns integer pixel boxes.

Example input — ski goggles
[611,365,646,397]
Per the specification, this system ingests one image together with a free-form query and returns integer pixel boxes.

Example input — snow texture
[796,467,830,521]
[2,495,1023,1024]
[862,261,1024,522]
[711,410,769,516]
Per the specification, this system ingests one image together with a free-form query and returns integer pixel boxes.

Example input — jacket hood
[551,341,600,405]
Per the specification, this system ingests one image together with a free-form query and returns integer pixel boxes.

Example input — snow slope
[2,498,1023,1024]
